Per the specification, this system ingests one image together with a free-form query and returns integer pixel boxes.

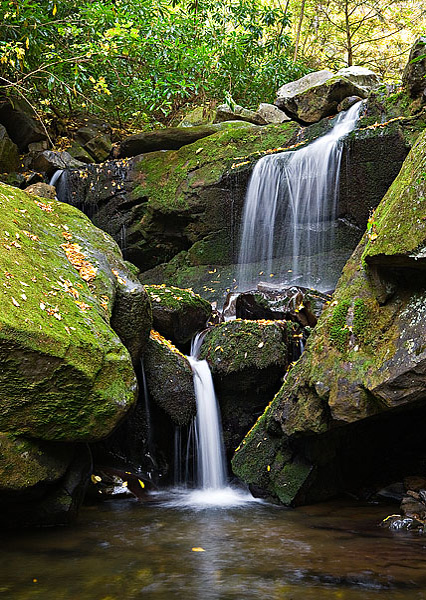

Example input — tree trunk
[293,0,306,63]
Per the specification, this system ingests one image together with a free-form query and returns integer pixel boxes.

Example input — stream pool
[1,492,426,600]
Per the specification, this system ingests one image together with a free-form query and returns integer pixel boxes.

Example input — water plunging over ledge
[237,102,362,291]
[169,334,255,508]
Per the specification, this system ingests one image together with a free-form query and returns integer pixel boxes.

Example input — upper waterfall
[237,102,362,291]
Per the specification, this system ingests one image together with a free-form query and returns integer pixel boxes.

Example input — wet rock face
[235,287,331,327]
[403,37,426,101]
[144,331,196,426]
[199,319,298,457]
[145,284,211,347]
[0,125,19,173]
[0,97,48,152]
[232,126,426,506]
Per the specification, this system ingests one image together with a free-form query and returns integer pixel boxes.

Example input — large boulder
[335,66,381,89]
[75,119,112,163]
[0,97,48,152]
[0,434,90,528]
[0,125,20,173]
[232,128,426,505]
[402,37,426,101]
[144,330,197,426]
[0,182,144,443]
[199,319,297,456]
[115,121,255,157]
[145,284,211,347]
[275,69,375,123]
[257,103,291,124]
[32,150,86,177]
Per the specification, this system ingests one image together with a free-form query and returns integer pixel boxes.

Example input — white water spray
[238,102,362,290]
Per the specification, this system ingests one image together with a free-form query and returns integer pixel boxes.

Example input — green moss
[352,298,369,342]
[145,283,209,313]
[0,182,137,442]
[329,300,350,353]
[363,128,426,261]
[200,319,287,374]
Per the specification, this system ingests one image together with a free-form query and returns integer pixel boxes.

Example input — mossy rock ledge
[232,128,426,506]
[0,182,151,526]
[199,319,295,458]
[145,284,211,347]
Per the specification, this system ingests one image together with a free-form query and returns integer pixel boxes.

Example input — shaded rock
[87,466,155,501]
[214,104,267,126]
[402,37,426,100]
[0,125,20,173]
[67,141,94,164]
[404,476,426,492]
[257,103,291,124]
[232,127,426,505]
[75,119,112,163]
[110,262,152,364]
[199,319,297,456]
[144,284,211,346]
[0,182,139,443]
[24,182,56,200]
[401,493,426,520]
[32,150,86,177]
[275,69,369,123]
[0,434,90,528]
[144,330,196,426]
[337,96,363,112]
[235,286,330,327]
[0,96,48,152]
[116,121,255,157]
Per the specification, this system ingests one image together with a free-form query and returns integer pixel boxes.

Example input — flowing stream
[237,102,362,291]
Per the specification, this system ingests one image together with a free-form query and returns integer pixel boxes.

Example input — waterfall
[186,333,227,490]
[237,102,362,291]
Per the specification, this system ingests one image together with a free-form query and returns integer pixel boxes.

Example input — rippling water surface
[1,494,426,599]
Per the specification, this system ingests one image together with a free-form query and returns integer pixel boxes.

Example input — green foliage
[0,0,306,126]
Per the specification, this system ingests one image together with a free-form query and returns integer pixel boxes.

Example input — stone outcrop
[0,97,48,152]
[275,68,380,123]
[0,182,152,525]
[144,330,196,426]
[402,37,426,101]
[115,121,254,157]
[232,127,426,506]
[199,319,298,456]
[0,125,20,173]
[32,150,86,176]
[257,103,291,124]
[145,284,211,347]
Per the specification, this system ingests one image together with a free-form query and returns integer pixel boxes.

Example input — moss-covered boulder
[0,182,142,443]
[145,284,211,346]
[199,319,297,456]
[144,330,196,426]
[0,433,90,528]
[232,128,426,505]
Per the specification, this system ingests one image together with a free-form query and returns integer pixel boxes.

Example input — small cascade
[140,357,155,478]
[186,333,227,490]
[237,102,362,291]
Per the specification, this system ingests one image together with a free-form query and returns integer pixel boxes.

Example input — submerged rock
[232,126,426,506]
[144,330,196,426]
[145,284,211,346]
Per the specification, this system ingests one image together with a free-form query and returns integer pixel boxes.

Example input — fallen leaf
[11,297,20,307]
[191,547,205,552]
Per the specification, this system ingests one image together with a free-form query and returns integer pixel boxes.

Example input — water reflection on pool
[1,493,426,600]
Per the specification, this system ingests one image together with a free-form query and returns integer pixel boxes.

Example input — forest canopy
[1,0,425,128]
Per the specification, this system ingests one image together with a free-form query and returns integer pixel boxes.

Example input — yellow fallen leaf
[191,547,205,552]
[138,479,145,489]
[91,474,102,484]
[267,465,271,472]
